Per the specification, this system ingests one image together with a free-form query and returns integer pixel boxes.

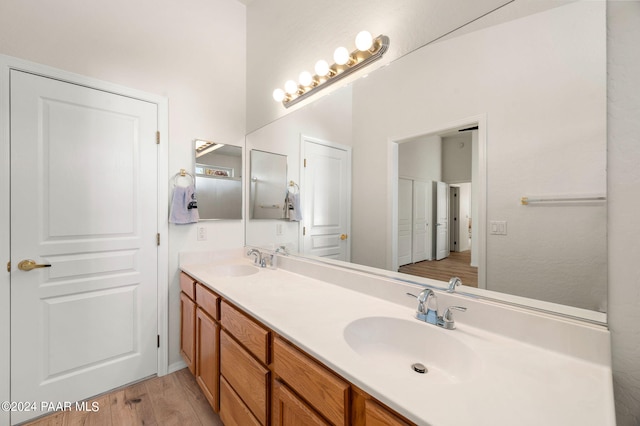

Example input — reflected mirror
[245,1,607,320]
[249,150,288,220]
[194,140,242,220]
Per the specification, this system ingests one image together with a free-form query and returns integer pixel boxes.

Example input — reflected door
[10,71,158,424]
[397,179,413,266]
[301,137,351,261]
[435,181,450,260]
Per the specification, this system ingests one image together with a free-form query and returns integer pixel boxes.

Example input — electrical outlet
[197,226,207,241]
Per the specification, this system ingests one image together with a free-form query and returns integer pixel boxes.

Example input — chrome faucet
[447,276,462,293]
[407,289,467,330]
[247,248,262,265]
[416,288,439,325]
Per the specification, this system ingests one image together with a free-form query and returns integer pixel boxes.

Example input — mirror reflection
[245,1,606,319]
[249,150,288,220]
[194,140,242,220]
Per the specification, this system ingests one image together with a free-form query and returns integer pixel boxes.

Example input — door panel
[436,181,450,260]
[10,70,158,424]
[397,179,412,266]
[412,180,432,263]
[302,138,351,261]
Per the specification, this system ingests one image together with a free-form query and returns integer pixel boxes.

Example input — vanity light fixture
[195,139,225,158]
[273,31,390,108]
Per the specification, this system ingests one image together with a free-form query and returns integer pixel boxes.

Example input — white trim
[299,134,353,262]
[388,114,488,288]
[0,55,171,413]
[168,360,188,375]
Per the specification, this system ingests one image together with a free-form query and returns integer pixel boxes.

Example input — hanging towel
[170,185,199,224]
[287,192,302,222]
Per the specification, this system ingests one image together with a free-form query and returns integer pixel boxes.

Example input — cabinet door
[180,292,196,374]
[272,379,330,426]
[196,307,219,411]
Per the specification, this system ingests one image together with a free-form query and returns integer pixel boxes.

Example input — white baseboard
[167,360,187,375]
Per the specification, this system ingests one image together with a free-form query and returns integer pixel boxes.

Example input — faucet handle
[440,306,467,330]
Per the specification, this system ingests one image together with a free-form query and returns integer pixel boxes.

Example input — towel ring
[288,180,299,193]
[173,169,194,187]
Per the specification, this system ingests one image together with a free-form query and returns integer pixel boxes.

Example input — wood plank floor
[23,368,222,426]
[399,250,478,287]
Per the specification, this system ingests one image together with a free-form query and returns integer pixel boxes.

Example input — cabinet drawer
[220,376,262,426]
[364,399,413,426]
[221,300,270,363]
[195,283,219,320]
[273,337,349,426]
[220,330,269,425]
[179,272,196,300]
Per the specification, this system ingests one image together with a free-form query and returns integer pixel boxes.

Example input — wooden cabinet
[221,300,270,363]
[196,306,219,411]
[272,379,330,426]
[364,399,412,426]
[179,270,416,426]
[179,291,196,374]
[220,376,262,426]
[180,273,221,410]
[273,336,350,425]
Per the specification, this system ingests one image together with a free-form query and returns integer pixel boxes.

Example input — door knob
[18,259,51,271]
[340,234,348,240]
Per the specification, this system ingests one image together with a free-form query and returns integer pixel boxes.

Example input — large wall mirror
[194,140,243,220]
[245,1,607,322]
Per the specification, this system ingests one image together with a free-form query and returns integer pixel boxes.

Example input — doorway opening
[390,116,486,289]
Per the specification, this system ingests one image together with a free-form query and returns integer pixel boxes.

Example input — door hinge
[303,227,306,236]
[157,335,160,348]
[6,261,10,273]
[304,158,307,168]
[156,131,160,145]
[157,233,160,246]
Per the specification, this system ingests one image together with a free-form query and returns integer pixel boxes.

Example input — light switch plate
[490,220,507,235]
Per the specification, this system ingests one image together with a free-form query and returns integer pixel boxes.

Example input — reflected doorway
[390,116,486,289]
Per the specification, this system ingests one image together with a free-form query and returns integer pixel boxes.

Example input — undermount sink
[206,263,259,277]
[343,316,481,384]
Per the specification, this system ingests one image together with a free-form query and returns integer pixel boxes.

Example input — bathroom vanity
[179,249,615,426]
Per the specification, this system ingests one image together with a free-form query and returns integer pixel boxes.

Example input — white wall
[0,0,247,370]
[398,135,442,181]
[607,2,640,425]
[442,134,473,184]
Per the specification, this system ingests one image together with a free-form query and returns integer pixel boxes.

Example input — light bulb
[315,60,330,76]
[284,80,298,95]
[272,88,285,102]
[355,31,373,51]
[333,47,350,65]
[298,71,312,87]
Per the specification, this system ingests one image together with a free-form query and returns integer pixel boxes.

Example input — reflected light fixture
[195,139,225,158]
[272,31,389,108]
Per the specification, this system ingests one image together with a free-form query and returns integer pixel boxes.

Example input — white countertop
[180,253,615,426]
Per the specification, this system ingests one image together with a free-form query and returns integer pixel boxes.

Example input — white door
[10,71,158,424]
[412,180,432,263]
[301,137,351,261]
[397,179,412,266]
[435,181,450,260]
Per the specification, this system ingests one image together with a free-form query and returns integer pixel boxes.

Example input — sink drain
[412,363,427,374]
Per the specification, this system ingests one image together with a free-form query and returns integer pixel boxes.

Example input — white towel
[170,185,199,224]
[287,192,302,222]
